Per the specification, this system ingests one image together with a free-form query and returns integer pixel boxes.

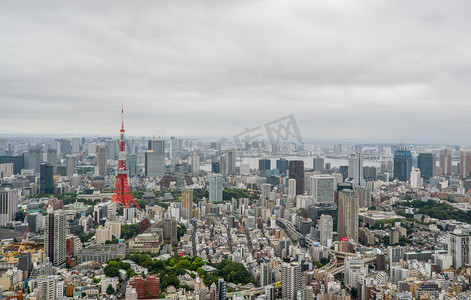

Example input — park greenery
[121,224,141,240]
[399,199,471,224]
[104,255,254,291]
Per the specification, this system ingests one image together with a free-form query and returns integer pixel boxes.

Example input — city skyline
[2,1,471,143]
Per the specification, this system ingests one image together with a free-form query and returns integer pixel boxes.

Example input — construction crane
[17,227,31,254]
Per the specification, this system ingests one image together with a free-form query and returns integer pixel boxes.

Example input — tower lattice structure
[111,107,141,209]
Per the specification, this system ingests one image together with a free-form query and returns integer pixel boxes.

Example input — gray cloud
[1,0,471,143]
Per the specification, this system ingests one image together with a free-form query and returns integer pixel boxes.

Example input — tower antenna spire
[121,104,124,130]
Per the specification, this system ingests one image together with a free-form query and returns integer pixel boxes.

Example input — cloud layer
[1,0,471,143]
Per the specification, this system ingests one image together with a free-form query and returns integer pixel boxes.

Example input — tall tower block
[111,106,140,208]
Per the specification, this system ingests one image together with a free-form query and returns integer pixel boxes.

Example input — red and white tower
[111,106,140,208]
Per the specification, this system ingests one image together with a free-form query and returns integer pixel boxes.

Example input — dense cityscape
[0,112,471,300]
[2,1,471,300]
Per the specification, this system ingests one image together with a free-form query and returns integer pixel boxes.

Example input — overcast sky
[1,0,471,143]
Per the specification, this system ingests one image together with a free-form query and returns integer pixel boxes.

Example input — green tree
[106,284,116,295]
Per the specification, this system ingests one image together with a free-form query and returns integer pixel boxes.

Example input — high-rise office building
[72,137,81,153]
[0,155,24,174]
[126,154,138,176]
[176,164,185,191]
[410,168,421,188]
[0,189,18,226]
[145,151,165,177]
[209,173,223,203]
[313,157,325,171]
[148,139,165,153]
[259,159,271,171]
[223,148,236,177]
[281,262,302,300]
[288,178,296,202]
[218,278,227,300]
[394,149,412,182]
[347,153,365,187]
[158,219,178,245]
[57,139,71,159]
[182,189,193,220]
[319,214,333,248]
[189,155,200,175]
[356,186,371,208]
[439,148,453,176]
[460,150,471,179]
[417,153,435,182]
[66,155,77,177]
[265,286,275,300]
[307,203,338,232]
[211,161,221,174]
[46,148,57,174]
[339,165,348,182]
[40,163,54,194]
[27,147,42,173]
[310,175,334,204]
[338,189,359,242]
[448,230,471,270]
[45,211,66,267]
[96,144,108,176]
[276,158,289,175]
[19,252,32,278]
[289,160,304,195]
[260,261,272,287]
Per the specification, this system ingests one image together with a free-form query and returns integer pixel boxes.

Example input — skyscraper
[288,178,296,202]
[189,155,200,175]
[312,157,325,171]
[145,151,165,177]
[439,148,453,176]
[319,214,333,248]
[46,148,58,175]
[338,189,359,242]
[218,278,227,300]
[460,150,471,179]
[182,189,193,220]
[310,175,334,204]
[66,155,76,177]
[57,139,71,159]
[289,160,304,195]
[417,153,435,182]
[355,186,371,208]
[148,139,165,153]
[347,152,364,187]
[19,252,32,278]
[448,230,471,270]
[72,137,81,154]
[393,149,412,182]
[45,210,66,267]
[0,189,18,226]
[260,260,272,287]
[27,147,42,174]
[96,144,108,176]
[211,161,221,174]
[176,164,185,191]
[281,262,302,300]
[276,158,289,175]
[223,148,236,177]
[259,159,271,171]
[209,173,223,203]
[410,168,421,188]
[40,163,54,194]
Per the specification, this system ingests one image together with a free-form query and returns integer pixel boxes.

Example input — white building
[448,229,471,269]
[96,226,112,245]
[310,175,334,204]
[410,168,421,188]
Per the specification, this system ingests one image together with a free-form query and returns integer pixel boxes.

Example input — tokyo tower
[111,106,140,209]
